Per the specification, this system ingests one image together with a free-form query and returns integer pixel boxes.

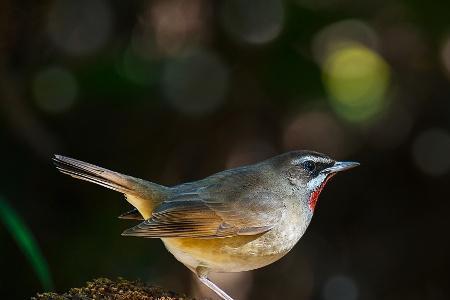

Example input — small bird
[53,151,358,300]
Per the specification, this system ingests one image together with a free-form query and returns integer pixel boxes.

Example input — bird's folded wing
[122,188,286,239]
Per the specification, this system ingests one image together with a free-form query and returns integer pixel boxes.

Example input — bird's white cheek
[307,173,327,192]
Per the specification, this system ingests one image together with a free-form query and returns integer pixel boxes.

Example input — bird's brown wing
[122,167,286,238]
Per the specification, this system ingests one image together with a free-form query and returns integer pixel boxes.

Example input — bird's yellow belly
[162,205,310,273]
[162,230,295,273]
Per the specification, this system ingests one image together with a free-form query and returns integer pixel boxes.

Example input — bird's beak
[322,161,360,174]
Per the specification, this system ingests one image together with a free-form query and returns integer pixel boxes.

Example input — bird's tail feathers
[118,208,144,220]
[53,155,135,194]
[53,155,168,219]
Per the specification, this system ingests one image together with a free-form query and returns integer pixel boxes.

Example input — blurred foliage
[0,197,53,291]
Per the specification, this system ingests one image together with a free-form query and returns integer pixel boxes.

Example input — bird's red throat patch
[309,173,336,212]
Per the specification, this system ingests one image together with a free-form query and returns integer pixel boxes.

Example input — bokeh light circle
[47,0,113,56]
[323,43,390,123]
[412,128,450,176]
[32,66,78,114]
[149,0,210,56]
[312,19,379,66]
[283,110,351,158]
[162,50,229,116]
[220,0,284,45]
[323,275,358,300]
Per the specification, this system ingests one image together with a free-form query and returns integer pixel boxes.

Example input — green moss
[32,278,192,300]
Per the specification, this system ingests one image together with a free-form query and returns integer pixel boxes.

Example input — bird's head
[273,150,359,212]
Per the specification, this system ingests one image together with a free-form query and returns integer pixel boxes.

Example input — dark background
[1,0,449,299]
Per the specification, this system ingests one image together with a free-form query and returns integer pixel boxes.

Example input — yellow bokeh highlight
[323,43,390,122]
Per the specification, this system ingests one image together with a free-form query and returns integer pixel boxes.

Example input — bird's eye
[302,160,316,172]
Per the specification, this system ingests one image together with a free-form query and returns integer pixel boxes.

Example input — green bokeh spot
[323,43,390,123]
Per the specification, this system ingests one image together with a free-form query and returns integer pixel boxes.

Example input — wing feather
[122,166,286,238]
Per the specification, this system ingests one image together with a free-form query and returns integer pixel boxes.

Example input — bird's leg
[198,276,234,300]
[196,266,234,300]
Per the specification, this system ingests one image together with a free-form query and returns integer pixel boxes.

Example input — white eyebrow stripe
[291,155,332,165]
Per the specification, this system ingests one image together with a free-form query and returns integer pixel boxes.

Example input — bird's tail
[53,155,169,219]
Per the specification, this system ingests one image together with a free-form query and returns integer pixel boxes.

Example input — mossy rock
[32,277,193,300]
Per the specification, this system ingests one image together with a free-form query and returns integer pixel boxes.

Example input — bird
[53,150,359,300]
